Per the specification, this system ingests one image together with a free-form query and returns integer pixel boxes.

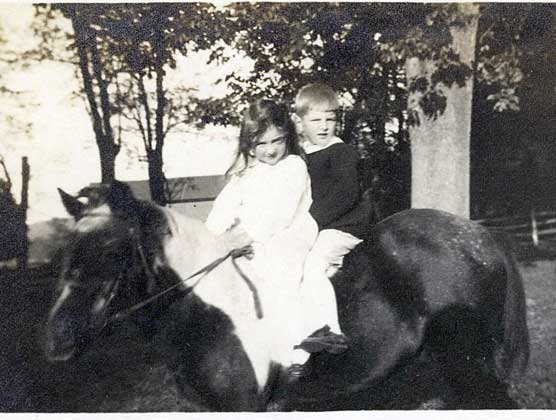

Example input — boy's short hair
[295,83,339,117]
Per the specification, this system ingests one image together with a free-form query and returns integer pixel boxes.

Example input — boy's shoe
[293,325,349,354]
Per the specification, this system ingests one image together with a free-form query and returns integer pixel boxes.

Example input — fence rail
[475,210,556,248]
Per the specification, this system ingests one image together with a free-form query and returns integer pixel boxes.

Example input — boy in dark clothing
[304,140,370,240]
[291,83,370,369]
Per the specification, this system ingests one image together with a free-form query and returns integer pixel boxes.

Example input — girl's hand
[221,223,253,250]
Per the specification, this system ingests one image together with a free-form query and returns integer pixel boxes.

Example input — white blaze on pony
[161,207,281,390]
[74,204,112,233]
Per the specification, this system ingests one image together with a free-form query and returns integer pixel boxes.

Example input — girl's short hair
[226,99,302,176]
[295,83,339,117]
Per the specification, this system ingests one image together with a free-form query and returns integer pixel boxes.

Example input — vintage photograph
[0,1,555,413]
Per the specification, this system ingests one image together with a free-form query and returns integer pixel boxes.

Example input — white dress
[206,155,319,365]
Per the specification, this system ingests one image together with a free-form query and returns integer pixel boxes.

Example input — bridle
[106,228,264,324]
[61,212,264,336]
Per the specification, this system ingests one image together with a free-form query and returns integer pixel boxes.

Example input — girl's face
[251,125,288,166]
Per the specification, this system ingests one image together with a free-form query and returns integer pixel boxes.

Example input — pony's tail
[494,233,530,381]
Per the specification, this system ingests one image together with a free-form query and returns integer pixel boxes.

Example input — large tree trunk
[405,4,479,218]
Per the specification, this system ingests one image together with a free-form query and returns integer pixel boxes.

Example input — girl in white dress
[205,99,328,377]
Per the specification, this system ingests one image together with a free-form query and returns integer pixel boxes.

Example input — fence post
[531,207,539,248]
[17,156,29,270]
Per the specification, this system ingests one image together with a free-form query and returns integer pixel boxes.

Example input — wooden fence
[121,175,225,221]
[475,209,556,249]
[123,177,556,250]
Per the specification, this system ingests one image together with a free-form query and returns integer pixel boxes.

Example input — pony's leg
[425,306,519,409]
[173,377,214,412]
[439,356,519,409]
[174,366,266,412]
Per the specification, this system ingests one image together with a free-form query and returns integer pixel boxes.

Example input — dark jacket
[305,142,372,239]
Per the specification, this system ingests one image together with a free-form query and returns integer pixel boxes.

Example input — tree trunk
[147,150,166,205]
[97,139,116,182]
[150,17,167,206]
[69,7,117,182]
[17,156,29,270]
[405,4,479,218]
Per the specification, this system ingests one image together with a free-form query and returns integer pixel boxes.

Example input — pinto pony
[45,181,529,411]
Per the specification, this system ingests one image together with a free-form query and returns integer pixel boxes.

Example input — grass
[509,259,556,408]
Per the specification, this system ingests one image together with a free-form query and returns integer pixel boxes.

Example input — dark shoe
[287,361,312,380]
[294,325,349,354]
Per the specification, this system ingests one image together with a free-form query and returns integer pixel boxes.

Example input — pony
[44,181,529,411]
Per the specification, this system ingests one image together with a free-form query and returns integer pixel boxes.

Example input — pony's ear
[58,188,84,219]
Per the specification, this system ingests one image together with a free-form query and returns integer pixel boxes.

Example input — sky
[0,3,250,223]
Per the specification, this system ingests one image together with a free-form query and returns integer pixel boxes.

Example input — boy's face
[298,108,338,147]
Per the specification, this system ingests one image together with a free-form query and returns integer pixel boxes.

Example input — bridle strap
[230,256,264,319]
[109,244,263,323]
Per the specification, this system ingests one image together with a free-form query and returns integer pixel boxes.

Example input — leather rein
[108,235,264,324]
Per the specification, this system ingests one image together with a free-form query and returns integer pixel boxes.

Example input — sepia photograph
[0,1,555,414]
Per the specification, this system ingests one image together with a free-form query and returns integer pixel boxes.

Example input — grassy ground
[1,254,556,412]
[509,258,556,408]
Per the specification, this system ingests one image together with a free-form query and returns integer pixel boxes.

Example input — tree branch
[137,74,153,152]
[133,103,149,153]
[90,33,116,154]
[70,10,105,144]
[154,18,166,155]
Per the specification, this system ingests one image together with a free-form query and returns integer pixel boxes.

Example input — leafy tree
[200,3,552,218]
[200,3,420,215]
[31,3,556,216]
[33,4,120,182]
[470,4,556,217]
[85,3,221,203]
[33,3,224,202]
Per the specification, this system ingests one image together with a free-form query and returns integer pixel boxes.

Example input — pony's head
[45,181,171,362]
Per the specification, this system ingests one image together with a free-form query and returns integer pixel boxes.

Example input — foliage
[29,3,556,215]
[470,4,556,218]
[186,3,556,216]
[194,3,429,214]
[32,3,229,201]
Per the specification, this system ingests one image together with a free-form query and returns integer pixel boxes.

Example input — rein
[109,244,264,323]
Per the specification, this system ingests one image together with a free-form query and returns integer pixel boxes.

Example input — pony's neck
[161,207,227,280]
[160,207,277,392]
